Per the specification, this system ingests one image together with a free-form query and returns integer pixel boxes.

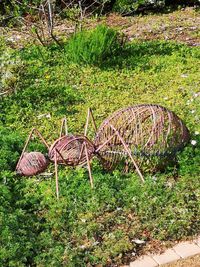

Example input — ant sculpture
[16,104,190,199]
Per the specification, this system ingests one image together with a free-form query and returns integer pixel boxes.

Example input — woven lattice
[16,152,49,176]
[94,104,190,169]
[49,135,95,166]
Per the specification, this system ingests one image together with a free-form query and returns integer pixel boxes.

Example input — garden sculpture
[16,104,190,199]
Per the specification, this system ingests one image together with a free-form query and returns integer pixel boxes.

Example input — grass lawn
[0,8,200,266]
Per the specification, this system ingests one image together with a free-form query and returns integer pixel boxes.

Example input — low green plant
[0,47,23,95]
[0,36,199,266]
[113,0,165,14]
[66,25,123,65]
[112,0,199,14]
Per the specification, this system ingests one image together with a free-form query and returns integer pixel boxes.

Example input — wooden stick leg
[124,159,129,173]
[59,116,68,137]
[89,108,97,134]
[78,142,85,163]
[34,128,49,149]
[16,128,35,170]
[108,124,144,183]
[84,108,90,136]
[84,108,97,136]
[116,132,144,183]
[55,148,68,165]
[55,151,59,199]
[84,144,94,188]
[16,128,49,171]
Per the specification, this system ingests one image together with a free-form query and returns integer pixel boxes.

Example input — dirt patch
[122,7,200,46]
[162,254,200,267]
[0,7,199,48]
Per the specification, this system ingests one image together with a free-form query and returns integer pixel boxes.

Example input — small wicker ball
[16,152,49,176]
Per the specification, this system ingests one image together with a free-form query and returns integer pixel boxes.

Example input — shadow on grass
[99,40,189,70]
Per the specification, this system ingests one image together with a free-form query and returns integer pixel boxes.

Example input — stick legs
[115,131,144,183]
[54,151,59,199]
[84,143,94,188]
[84,108,97,136]
[60,116,68,137]
[96,124,145,183]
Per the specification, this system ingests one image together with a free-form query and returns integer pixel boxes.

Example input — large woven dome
[94,104,190,169]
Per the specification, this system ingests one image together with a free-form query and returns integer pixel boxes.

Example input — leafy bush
[113,0,165,14]
[66,25,124,65]
[0,0,41,16]
[0,126,24,171]
[112,0,199,14]
[0,48,23,95]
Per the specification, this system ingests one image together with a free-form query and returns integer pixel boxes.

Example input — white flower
[181,74,188,78]
[92,241,99,246]
[194,92,200,98]
[191,110,195,114]
[195,131,199,135]
[166,182,172,188]
[133,239,146,244]
[191,140,197,146]
[79,245,86,249]
[152,176,157,181]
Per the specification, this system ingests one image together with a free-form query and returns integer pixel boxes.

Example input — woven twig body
[16,152,49,176]
[49,135,94,166]
[94,104,190,169]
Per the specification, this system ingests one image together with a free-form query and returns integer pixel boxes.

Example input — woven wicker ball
[48,135,95,166]
[16,152,49,176]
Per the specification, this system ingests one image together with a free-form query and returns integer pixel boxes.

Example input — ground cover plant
[0,21,200,267]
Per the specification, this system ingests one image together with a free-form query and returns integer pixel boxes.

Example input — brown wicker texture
[48,135,95,166]
[16,105,190,198]
[94,104,190,169]
[16,152,49,176]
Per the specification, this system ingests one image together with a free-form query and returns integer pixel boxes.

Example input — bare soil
[1,7,199,48]
[162,254,200,267]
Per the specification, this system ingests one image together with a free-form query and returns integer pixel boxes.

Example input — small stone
[152,249,180,265]
[130,256,158,267]
[173,241,200,258]
[133,239,146,244]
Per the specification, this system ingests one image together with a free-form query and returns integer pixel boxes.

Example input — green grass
[0,37,200,266]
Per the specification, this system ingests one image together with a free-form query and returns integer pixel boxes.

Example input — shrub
[66,25,124,65]
[112,0,199,14]
[0,47,23,95]
[113,0,165,14]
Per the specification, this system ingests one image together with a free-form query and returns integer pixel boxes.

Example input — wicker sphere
[16,152,49,176]
[94,104,190,169]
[48,135,95,166]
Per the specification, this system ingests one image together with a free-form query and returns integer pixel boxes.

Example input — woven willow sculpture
[16,104,190,198]
[94,104,190,171]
